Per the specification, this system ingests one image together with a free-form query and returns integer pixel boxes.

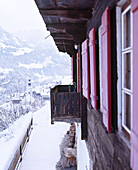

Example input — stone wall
[87,101,131,170]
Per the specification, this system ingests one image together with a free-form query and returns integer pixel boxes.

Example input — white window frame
[122,50,133,93]
[121,5,133,134]
[116,3,133,134]
[122,90,132,134]
[122,5,132,51]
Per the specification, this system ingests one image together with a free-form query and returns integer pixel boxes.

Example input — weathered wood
[50,89,54,124]
[77,93,80,117]
[40,9,92,19]
[51,33,73,40]
[51,85,80,123]
[47,23,86,30]
[81,96,87,140]
[35,0,94,9]
[34,0,56,9]
[54,39,75,45]
[87,0,119,34]
[8,118,33,170]
[34,0,94,55]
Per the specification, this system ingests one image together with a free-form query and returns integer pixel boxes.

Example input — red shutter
[89,28,97,110]
[82,39,89,99]
[71,55,73,80]
[101,7,111,132]
[131,1,138,170]
[77,50,81,92]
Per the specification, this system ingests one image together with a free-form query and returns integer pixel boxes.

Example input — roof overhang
[34,0,95,56]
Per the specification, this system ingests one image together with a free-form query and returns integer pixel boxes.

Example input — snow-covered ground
[0,112,33,170]
[76,124,92,170]
[19,101,70,170]
[0,98,91,170]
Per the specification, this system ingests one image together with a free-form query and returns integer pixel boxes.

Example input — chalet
[34,0,138,169]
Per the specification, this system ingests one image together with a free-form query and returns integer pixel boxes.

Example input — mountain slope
[0,26,71,104]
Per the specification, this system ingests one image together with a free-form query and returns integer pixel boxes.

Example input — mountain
[0,26,71,104]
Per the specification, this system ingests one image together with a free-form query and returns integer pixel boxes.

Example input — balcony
[50,85,81,124]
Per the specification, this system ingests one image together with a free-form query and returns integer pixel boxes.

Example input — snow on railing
[0,112,33,170]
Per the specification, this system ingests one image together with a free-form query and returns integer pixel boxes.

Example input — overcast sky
[0,0,46,33]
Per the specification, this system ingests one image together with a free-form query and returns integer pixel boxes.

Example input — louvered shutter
[89,28,97,110]
[131,1,138,170]
[101,7,111,132]
[77,50,81,92]
[82,39,90,99]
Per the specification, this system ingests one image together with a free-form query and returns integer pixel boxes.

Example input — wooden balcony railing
[50,85,80,123]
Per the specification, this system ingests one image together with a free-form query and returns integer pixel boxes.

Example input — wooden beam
[40,9,92,19]
[35,0,94,9]
[51,33,73,40]
[47,23,86,30]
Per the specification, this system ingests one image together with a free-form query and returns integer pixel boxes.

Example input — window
[122,5,132,134]
[82,39,90,99]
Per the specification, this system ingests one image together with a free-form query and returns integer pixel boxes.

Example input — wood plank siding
[50,85,80,123]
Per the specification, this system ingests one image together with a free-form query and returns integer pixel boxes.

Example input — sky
[0,0,46,33]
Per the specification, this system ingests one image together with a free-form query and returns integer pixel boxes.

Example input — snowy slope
[0,26,71,77]
[0,26,71,104]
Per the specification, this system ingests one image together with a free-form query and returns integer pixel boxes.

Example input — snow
[34,74,52,82]
[61,75,72,85]
[11,47,33,56]
[76,124,92,170]
[0,42,16,49]
[19,101,70,170]
[0,42,7,49]
[0,102,11,110]
[0,80,12,86]
[19,63,43,69]
[0,67,13,74]
[12,37,21,46]
[3,34,8,42]
[18,57,53,69]
[0,112,33,170]
[0,96,90,170]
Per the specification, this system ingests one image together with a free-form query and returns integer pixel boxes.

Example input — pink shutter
[77,50,81,92]
[82,39,89,99]
[101,7,111,132]
[131,1,138,170]
[89,28,97,110]
[71,55,73,80]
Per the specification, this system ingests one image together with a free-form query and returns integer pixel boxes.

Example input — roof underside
[34,0,95,56]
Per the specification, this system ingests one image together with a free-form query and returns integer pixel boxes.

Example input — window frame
[121,5,133,134]
[122,50,133,93]
[122,90,132,134]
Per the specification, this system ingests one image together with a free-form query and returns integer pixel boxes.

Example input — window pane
[123,92,131,130]
[123,52,131,89]
[123,9,131,48]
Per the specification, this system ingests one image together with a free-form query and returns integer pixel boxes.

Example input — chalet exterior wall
[83,1,133,169]
[87,100,131,170]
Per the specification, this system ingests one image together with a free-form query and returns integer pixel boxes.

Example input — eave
[34,0,95,56]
